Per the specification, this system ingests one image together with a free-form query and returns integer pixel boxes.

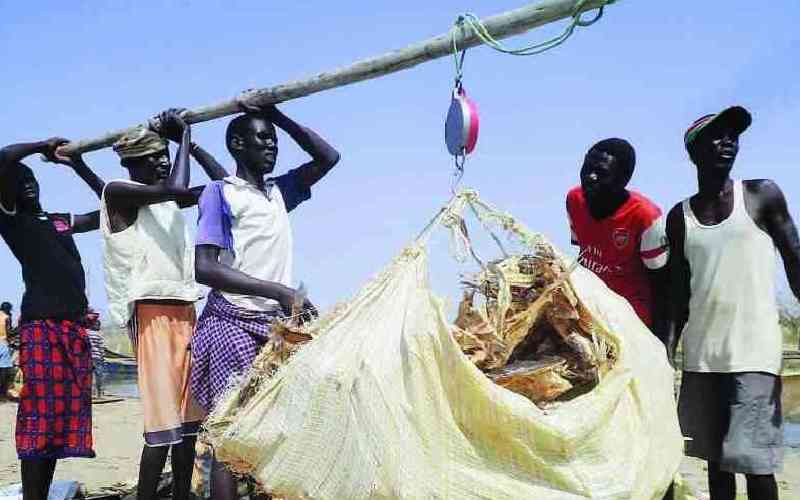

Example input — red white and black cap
[684,106,752,149]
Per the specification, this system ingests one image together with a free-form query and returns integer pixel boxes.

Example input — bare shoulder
[743,179,793,233]
[666,201,683,224]
[102,179,129,197]
[743,178,784,199]
[665,202,685,242]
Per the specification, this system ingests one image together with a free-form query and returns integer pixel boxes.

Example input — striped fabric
[683,114,716,147]
[640,215,669,270]
[86,328,104,361]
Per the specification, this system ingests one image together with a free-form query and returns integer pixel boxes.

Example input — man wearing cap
[97,109,223,500]
[664,106,800,500]
[567,138,669,334]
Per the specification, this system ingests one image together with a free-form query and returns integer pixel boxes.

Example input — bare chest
[689,192,734,226]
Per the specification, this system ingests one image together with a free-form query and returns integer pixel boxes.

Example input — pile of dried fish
[454,250,616,406]
[234,320,314,410]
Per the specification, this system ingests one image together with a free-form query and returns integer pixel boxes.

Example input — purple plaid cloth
[190,290,281,412]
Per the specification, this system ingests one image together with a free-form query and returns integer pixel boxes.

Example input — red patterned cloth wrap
[15,319,95,459]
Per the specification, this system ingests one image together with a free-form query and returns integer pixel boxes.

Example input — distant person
[566,138,669,335]
[95,109,225,500]
[0,301,13,400]
[83,308,105,398]
[0,137,105,500]
[191,99,338,500]
[664,106,800,500]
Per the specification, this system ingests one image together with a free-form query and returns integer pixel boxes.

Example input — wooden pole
[63,0,611,155]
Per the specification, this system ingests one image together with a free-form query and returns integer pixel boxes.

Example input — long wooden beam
[63,0,612,154]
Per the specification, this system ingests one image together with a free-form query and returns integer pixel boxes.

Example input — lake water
[104,379,140,399]
[786,422,800,448]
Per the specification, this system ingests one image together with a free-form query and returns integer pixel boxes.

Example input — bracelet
[189,142,200,154]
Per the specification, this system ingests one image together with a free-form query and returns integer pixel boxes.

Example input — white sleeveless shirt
[681,180,782,374]
[101,180,203,328]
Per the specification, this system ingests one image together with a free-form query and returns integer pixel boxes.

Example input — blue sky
[2,0,799,319]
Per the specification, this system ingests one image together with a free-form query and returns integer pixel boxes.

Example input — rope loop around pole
[453,0,615,58]
[573,5,604,27]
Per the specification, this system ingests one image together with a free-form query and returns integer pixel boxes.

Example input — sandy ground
[679,454,800,499]
[1,398,799,498]
[0,398,143,492]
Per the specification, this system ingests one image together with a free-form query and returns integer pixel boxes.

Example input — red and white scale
[445,84,480,158]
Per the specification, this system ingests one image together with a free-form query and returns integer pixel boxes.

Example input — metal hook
[451,153,466,194]
[457,48,467,80]
[452,19,468,86]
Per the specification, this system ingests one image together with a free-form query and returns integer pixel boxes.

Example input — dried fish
[454,253,616,406]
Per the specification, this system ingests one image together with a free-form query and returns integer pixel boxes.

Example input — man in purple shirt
[191,99,339,500]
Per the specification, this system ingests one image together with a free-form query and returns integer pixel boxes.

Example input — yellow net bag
[203,191,684,499]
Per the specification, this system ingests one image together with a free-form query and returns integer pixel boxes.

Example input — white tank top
[101,181,203,328]
[681,180,782,374]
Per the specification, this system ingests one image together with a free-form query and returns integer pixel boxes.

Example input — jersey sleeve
[274,168,311,213]
[640,209,669,270]
[196,181,234,253]
[566,188,580,246]
[567,211,578,245]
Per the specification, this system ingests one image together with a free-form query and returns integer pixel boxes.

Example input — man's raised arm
[0,138,66,209]
[239,99,340,190]
[104,109,193,208]
[49,148,106,200]
[190,142,229,181]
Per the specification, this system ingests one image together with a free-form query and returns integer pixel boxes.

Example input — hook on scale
[445,21,480,193]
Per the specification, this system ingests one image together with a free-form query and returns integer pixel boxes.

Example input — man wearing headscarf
[90,109,224,500]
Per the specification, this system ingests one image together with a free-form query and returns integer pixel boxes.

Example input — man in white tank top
[95,109,227,500]
[664,106,800,500]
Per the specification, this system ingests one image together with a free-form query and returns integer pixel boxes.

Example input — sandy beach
[0,398,143,493]
[1,395,798,498]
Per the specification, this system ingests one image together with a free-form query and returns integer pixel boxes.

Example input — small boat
[104,347,137,379]
[104,357,137,379]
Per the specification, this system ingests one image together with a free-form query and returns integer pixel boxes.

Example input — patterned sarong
[16,319,95,459]
[190,291,280,412]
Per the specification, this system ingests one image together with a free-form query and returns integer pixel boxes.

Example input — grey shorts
[678,371,783,474]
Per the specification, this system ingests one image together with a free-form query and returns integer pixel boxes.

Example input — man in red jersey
[566,138,669,332]
[567,138,673,500]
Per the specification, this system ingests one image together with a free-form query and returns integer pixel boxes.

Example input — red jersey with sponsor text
[566,187,667,327]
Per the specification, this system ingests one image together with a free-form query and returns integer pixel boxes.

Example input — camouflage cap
[112,126,167,160]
